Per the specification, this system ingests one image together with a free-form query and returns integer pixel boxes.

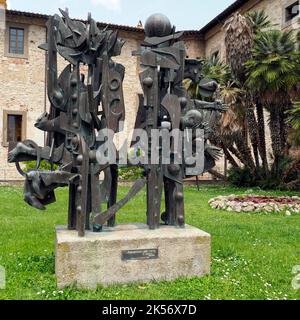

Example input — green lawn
[0,185,300,300]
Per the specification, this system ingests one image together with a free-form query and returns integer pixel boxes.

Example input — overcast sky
[7,0,236,30]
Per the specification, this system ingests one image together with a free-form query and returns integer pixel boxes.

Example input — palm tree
[245,30,299,176]
[202,55,232,86]
[245,11,274,175]
[223,12,261,173]
[199,57,256,171]
[223,12,253,82]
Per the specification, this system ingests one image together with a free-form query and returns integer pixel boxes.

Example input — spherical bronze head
[144,13,172,38]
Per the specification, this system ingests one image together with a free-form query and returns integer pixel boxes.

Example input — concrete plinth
[55,223,211,289]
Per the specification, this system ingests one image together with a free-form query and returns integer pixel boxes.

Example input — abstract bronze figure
[8,11,227,237]
[131,13,227,229]
[8,9,125,236]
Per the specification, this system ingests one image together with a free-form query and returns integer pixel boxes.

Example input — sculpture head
[184,59,203,83]
[181,109,204,129]
[144,13,172,38]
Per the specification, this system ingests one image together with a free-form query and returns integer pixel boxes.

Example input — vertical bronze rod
[107,165,118,227]
[78,138,89,237]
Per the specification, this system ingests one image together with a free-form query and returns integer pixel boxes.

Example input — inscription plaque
[121,249,159,261]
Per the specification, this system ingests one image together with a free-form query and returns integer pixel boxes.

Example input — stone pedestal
[55,223,211,289]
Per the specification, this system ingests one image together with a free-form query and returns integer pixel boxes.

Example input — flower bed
[208,195,300,215]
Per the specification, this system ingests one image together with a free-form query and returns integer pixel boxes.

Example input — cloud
[91,0,122,11]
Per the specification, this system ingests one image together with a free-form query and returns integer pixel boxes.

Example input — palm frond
[246,10,273,34]
[223,12,253,82]
[245,29,299,103]
[287,101,300,129]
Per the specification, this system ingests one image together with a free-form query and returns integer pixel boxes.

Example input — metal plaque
[121,249,159,261]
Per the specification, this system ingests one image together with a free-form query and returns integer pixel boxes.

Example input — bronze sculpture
[8,11,227,237]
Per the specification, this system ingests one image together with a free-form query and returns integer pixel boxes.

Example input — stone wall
[183,34,205,59]
[113,31,144,147]
[0,15,47,180]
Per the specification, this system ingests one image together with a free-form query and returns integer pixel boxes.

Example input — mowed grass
[0,185,300,300]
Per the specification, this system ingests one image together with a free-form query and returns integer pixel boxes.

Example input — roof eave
[6,9,145,33]
[199,0,249,34]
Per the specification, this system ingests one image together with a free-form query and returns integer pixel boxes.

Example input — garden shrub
[228,167,257,188]
[23,161,58,172]
[118,166,144,181]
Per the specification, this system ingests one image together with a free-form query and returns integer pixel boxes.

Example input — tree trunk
[279,104,290,157]
[221,142,239,168]
[208,169,227,180]
[269,106,282,176]
[227,144,244,165]
[256,99,268,177]
[209,133,240,169]
[235,133,256,171]
[245,96,260,172]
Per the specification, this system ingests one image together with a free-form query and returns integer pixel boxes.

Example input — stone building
[0,0,299,181]
[203,0,300,61]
